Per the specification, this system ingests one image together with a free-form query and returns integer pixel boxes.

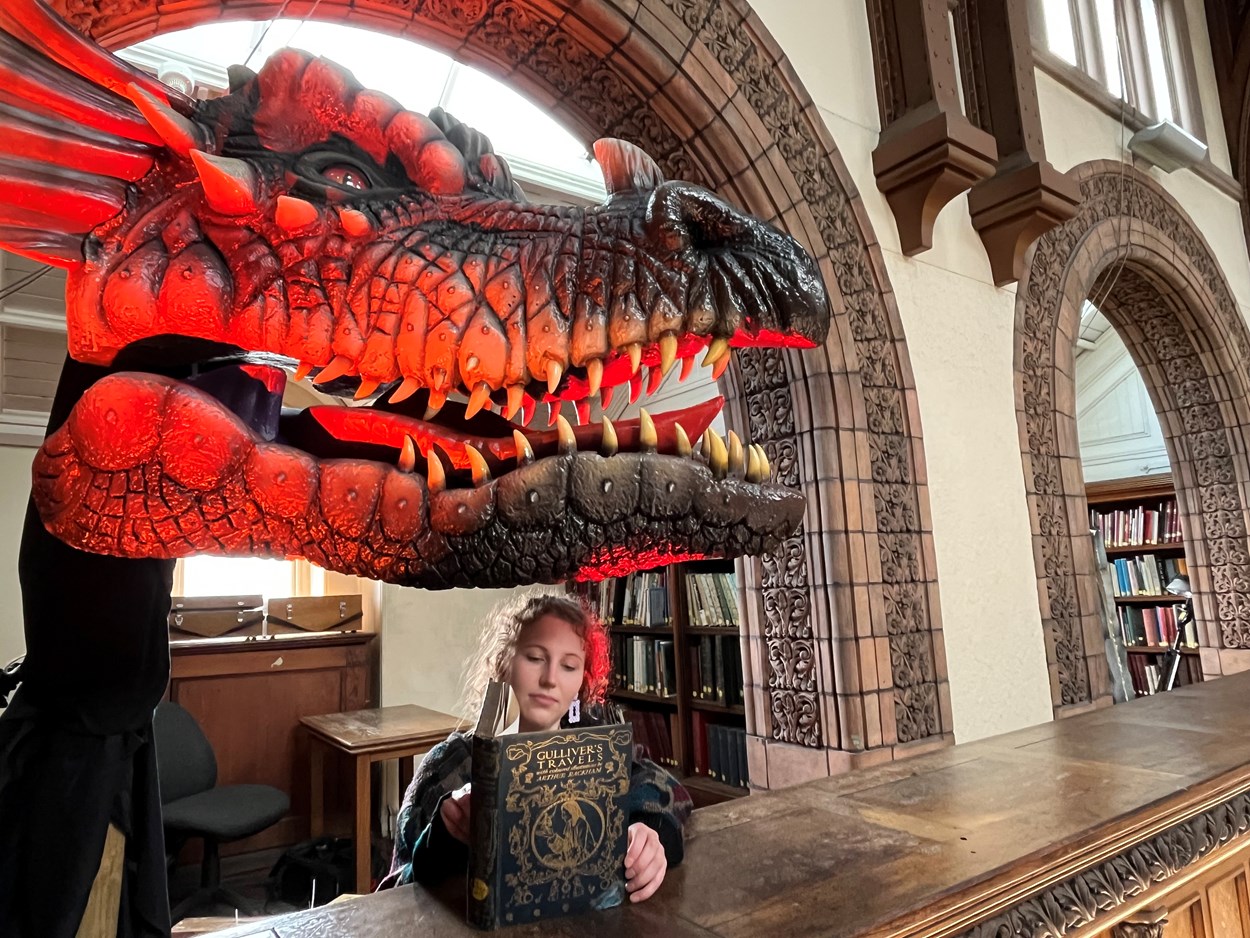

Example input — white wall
[1076,331,1171,482]
[379,584,528,718]
[750,0,1054,742]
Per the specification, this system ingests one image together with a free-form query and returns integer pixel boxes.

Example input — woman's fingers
[625,860,665,905]
[629,852,667,903]
[625,823,643,866]
[624,823,666,902]
[442,792,471,843]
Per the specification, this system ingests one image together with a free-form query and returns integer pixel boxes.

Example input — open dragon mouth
[32,359,803,588]
[3,2,828,589]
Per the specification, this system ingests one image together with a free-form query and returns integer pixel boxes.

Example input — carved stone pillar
[867,0,999,255]
[961,0,1081,285]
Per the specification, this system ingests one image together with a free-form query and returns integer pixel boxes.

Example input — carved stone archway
[61,0,951,780]
[1016,160,1250,713]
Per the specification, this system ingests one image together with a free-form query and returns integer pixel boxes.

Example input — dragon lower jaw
[31,371,803,588]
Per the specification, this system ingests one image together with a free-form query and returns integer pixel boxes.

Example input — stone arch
[1016,160,1250,713]
[61,0,950,773]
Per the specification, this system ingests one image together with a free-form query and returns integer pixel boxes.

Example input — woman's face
[507,614,586,732]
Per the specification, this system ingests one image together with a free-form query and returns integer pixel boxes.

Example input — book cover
[468,682,634,929]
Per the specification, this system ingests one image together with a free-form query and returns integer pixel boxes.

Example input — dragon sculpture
[0,0,830,934]
[0,2,829,589]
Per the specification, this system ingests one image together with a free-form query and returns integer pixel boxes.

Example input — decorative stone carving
[1111,908,1168,938]
[1017,163,1250,705]
[675,0,942,747]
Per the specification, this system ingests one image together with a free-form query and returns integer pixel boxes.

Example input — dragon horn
[126,84,203,156]
[189,150,261,216]
[592,138,664,196]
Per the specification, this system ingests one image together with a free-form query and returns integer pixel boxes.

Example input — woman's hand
[440,783,472,844]
[624,822,667,902]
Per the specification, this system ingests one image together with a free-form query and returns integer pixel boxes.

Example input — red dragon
[0,1,830,590]
[0,2,830,933]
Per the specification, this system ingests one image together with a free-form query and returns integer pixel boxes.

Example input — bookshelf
[570,560,748,807]
[1087,475,1201,696]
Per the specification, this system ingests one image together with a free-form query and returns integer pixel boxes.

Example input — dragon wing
[0,0,191,266]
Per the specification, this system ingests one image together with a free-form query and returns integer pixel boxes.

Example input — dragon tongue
[525,396,724,457]
[305,396,725,473]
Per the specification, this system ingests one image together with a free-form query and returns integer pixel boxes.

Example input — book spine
[467,735,503,930]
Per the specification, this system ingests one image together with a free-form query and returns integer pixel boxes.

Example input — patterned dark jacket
[380,729,693,889]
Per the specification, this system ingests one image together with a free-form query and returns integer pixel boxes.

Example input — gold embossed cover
[467,683,633,929]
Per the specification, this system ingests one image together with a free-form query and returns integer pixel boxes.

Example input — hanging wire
[282,0,325,50]
[1085,0,1134,319]
[0,264,53,304]
[241,0,293,69]
[241,0,326,69]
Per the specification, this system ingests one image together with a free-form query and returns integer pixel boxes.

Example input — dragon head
[3,1,831,588]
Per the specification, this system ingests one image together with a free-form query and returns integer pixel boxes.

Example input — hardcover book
[467,682,634,929]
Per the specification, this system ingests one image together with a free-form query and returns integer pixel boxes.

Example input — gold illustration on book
[468,681,633,926]
[501,729,631,907]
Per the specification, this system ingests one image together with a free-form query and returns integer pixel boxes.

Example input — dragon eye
[323,165,370,191]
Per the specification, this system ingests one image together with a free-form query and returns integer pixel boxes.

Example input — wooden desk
[217,671,1250,938]
[301,704,460,893]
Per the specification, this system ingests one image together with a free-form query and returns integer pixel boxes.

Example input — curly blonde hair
[458,591,611,722]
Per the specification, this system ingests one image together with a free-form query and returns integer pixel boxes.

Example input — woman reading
[380,592,692,902]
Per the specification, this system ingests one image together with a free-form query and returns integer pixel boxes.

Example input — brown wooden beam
[963,0,1081,285]
[867,0,999,255]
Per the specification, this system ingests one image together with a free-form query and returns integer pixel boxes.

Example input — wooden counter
[207,669,1250,937]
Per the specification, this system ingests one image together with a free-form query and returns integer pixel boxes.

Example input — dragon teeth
[638,409,657,452]
[398,435,417,473]
[465,444,491,485]
[314,354,354,385]
[702,337,730,367]
[426,449,446,493]
[600,416,618,457]
[675,423,692,458]
[556,414,577,454]
[513,430,534,465]
[658,333,678,375]
[727,431,745,475]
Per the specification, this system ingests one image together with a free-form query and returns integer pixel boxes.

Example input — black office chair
[154,701,290,922]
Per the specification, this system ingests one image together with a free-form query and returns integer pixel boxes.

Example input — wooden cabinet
[168,632,376,855]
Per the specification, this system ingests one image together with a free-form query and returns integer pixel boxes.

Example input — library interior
[7,0,1250,936]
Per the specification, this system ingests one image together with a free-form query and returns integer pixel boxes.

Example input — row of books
[1110,554,1188,597]
[689,634,744,708]
[685,571,741,628]
[568,579,616,626]
[1127,656,1166,697]
[1125,653,1199,697]
[1117,603,1197,648]
[620,570,671,627]
[1091,501,1182,549]
[691,713,748,789]
[613,635,678,698]
[620,707,679,770]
